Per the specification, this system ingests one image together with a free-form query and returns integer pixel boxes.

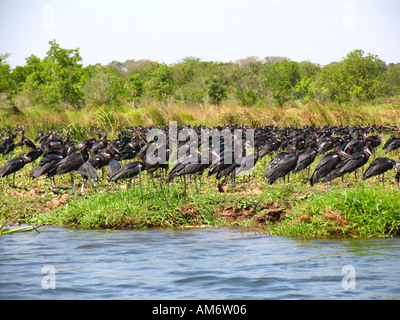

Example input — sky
[1,0,399,68]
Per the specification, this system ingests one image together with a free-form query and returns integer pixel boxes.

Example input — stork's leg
[80,178,86,193]
[194,175,199,194]
[70,173,76,195]
[231,173,236,187]
[183,175,187,196]
[51,177,59,194]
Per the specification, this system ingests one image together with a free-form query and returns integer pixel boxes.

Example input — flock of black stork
[1,124,400,195]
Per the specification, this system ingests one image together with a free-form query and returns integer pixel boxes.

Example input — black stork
[31,148,66,179]
[46,140,91,195]
[324,145,372,185]
[395,158,400,188]
[25,147,44,171]
[258,136,281,159]
[0,133,16,156]
[310,148,347,187]
[18,130,37,150]
[362,157,396,186]
[0,154,31,187]
[107,159,122,179]
[263,146,299,185]
[384,136,400,154]
[293,140,318,180]
[167,152,211,194]
[109,161,146,189]
[235,143,260,183]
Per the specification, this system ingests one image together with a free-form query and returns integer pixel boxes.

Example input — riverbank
[1,101,400,237]
[1,152,399,238]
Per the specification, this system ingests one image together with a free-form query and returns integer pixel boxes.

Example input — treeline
[1,40,400,111]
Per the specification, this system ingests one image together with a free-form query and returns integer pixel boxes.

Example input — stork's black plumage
[109,161,145,182]
[46,140,91,194]
[31,151,65,178]
[264,147,299,185]
[293,141,318,179]
[362,157,396,184]
[384,137,400,154]
[0,154,31,186]
[310,149,346,186]
[324,146,372,183]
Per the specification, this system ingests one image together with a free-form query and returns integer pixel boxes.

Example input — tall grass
[3,100,400,137]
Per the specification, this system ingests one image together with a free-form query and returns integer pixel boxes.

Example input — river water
[0,226,399,300]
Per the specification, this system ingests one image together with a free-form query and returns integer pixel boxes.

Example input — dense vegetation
[1,40,400,115]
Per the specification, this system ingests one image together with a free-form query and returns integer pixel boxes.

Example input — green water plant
[0,210,40,235]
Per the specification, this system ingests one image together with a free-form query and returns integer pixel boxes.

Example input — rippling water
[0,226,399,299]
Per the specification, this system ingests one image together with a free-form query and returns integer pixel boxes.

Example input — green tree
[10,65,30,95]
[81,64,125,106]
[385,63,400,95]
[144,63,175,102]
[316,62,344,102]
[21,40,84,107]
[123,59,153,78]
[0,53,13,95]
[320,50,387,103]
[172,58,208,105]
[124,74,144,107]
[230,59,265,106]
[295,61,321,102]
[264,61,300,106]
[204,75,227,106]
[341,49,386,100]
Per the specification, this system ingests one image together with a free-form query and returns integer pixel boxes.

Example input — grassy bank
[1,101,400,237]
[1,145,400,238]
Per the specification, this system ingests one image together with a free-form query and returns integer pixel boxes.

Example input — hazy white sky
[1,0,399,68]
